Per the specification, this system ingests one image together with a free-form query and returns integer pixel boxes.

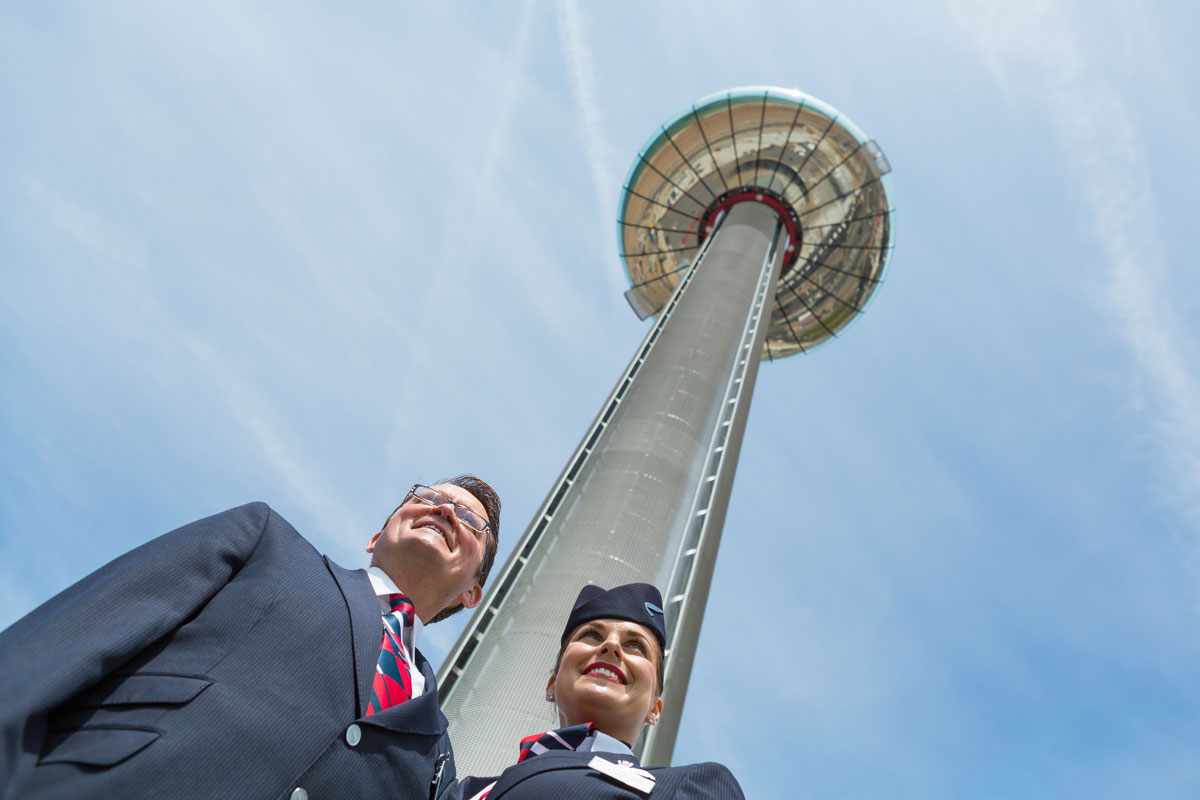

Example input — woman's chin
[566,686,626,719]
[573,676,626,703]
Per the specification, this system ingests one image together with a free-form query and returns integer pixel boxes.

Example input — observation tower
[438,86,893,772]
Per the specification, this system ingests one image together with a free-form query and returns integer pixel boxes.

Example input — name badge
[588,755,656,795]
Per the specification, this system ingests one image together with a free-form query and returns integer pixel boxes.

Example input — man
[0,475,501,800]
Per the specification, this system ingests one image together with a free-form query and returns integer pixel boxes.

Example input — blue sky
[3,2,1199,796]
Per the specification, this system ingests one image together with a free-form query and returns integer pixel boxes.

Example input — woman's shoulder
[455,773,499,799]
[453,758,745,799]
[649,760,745,799]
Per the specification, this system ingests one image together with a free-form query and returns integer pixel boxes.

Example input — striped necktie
[365,593,416,715]
[516,722,595,763]
[466,723,598,800]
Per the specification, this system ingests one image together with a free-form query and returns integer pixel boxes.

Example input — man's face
[368,482,489,615]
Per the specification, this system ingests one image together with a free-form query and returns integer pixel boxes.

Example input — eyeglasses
[404,484,491,535]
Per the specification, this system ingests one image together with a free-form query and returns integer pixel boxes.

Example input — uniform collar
[579,730,634,757]
[484,750,645,799]
[366,565,424,643]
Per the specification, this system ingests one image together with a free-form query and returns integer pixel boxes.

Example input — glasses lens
[411,485,438,505]
[409,485,488,533]
[456,507,486,533]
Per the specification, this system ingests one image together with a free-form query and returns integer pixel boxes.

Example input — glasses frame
[404,484,492,536]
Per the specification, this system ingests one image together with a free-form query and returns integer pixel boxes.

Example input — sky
[2,1,1199,796]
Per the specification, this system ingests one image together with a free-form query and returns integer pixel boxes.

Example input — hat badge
[644,601,663,617]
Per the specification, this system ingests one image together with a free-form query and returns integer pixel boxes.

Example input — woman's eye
[626,641,646,654]
[579,630,602,642]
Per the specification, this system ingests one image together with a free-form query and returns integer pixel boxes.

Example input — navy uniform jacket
[455,751,744,799]
[0,502,456,800]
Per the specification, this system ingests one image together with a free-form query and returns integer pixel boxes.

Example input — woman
[456,583,745,799]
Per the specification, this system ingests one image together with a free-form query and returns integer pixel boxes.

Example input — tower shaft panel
[439,202,784,773]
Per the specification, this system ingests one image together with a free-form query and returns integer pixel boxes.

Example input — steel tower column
[438,84,894,777]
[439,202,784,773]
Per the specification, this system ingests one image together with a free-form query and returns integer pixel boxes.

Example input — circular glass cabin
[618,86,894,358]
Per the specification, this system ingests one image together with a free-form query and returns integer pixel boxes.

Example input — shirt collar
[366,565,424,643]
[578,729,634,757]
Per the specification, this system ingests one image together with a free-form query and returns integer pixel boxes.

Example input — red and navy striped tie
[366,593,416,715]
[516,722,595,763]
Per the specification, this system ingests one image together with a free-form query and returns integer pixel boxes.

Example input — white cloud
[555,0,617,212]
[23,175,363,551]
[480,0,538,188]
[182,335,366,546]
[950,0,1200,576]
[25,177,145,271]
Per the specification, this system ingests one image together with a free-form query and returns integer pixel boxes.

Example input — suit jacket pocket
[41,673,212,767]
[75,673,212,707]
[39,726,161,767]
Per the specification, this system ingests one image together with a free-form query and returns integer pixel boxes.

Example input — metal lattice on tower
[438,87,894,774]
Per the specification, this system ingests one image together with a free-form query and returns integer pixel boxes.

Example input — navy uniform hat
[561,583,667,649]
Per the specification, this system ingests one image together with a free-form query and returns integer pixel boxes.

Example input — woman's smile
[582,661,627,684]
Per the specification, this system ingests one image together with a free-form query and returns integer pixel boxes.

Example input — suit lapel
[323,557,380,718]
[323,558,449,735]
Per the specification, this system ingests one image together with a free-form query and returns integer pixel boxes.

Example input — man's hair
[549,624,665,696]
[427,474,501,623]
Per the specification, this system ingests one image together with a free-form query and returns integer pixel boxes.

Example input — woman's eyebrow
[623,629,651,646]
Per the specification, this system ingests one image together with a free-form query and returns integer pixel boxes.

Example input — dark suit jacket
[455,751,744,799]
[0,502,456,800]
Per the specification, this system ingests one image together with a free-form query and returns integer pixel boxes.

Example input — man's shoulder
[179,501,320,559]
[204,500,276,527]
[176,500,274,534]
[198,501,305,537]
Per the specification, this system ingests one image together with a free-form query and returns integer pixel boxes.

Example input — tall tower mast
[438,87,893,773]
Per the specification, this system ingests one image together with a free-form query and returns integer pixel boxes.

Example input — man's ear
[457,582,483,611]
[366,531,382,553]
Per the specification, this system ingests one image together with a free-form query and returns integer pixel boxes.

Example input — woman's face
[547,618,664,745]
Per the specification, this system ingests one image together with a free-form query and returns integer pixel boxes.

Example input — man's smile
[414,515,455,550]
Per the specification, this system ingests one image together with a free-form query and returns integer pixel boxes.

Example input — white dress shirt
[366,565,426,698]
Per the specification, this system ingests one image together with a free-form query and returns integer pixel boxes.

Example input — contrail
[952,0,1200,572]
[556,0,617,213]
[481,0,537,186]
[555,1,628,296]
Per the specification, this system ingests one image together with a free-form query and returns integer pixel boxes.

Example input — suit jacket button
[345,723,362,747]
[290,788,308,800]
